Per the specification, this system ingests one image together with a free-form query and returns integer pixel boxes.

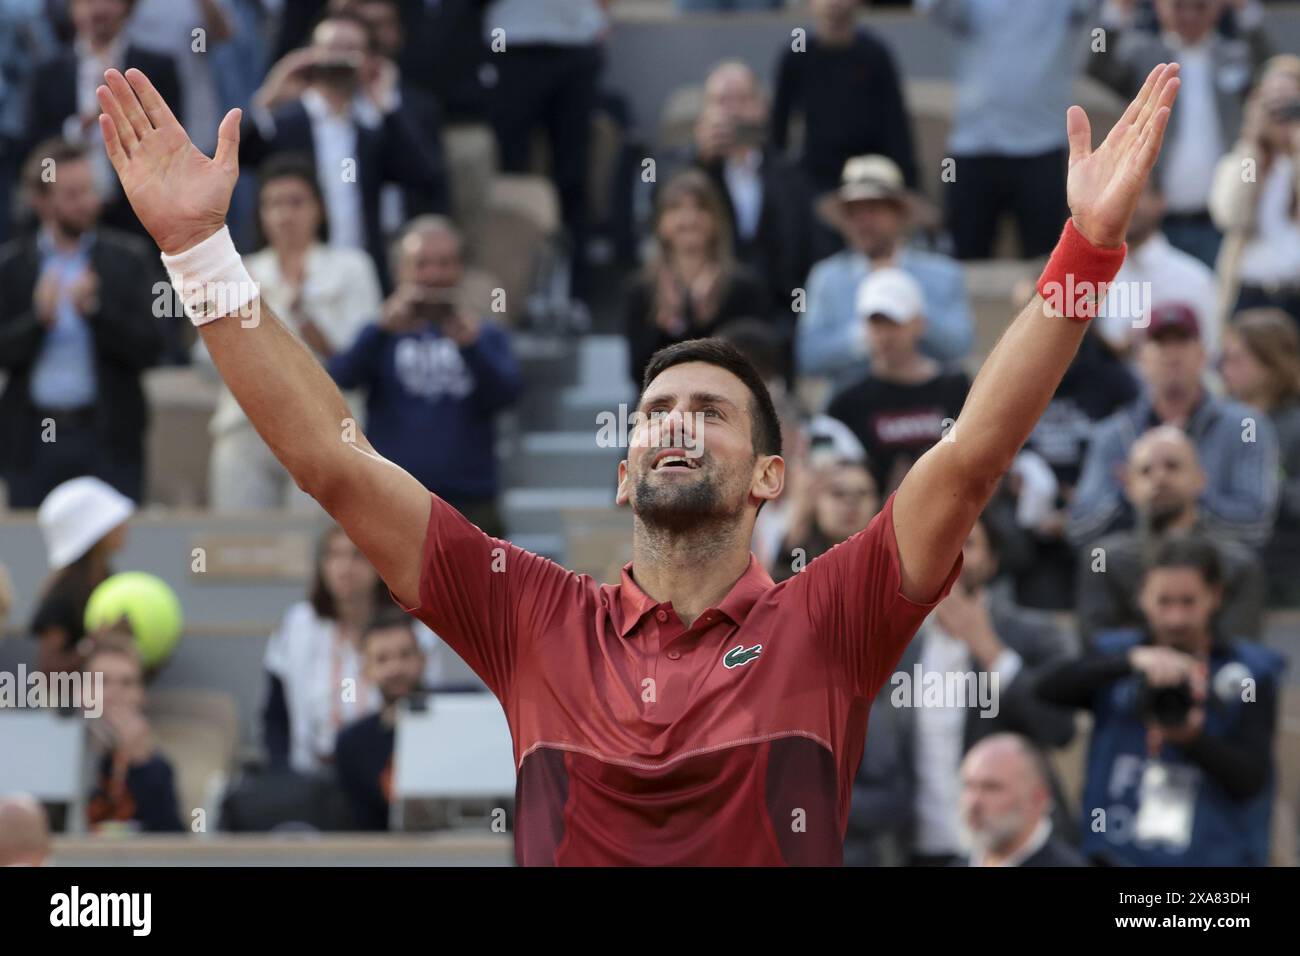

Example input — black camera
[1136,677,1194,728]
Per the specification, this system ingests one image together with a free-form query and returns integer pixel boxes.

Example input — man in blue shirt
[328,216,521,535]
[797,155,973,389]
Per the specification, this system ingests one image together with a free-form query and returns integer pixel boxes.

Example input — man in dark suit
[689,60,816,321]
[958,733,1088,867]
[240,7,448,289]
[0,139,165,507]
[25,0,181,239]
[845,512,1079,866]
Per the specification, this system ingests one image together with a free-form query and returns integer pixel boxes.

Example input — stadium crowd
[0,0,1298,867]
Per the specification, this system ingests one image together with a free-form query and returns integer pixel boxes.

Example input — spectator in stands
[26,0,182,239]
[689,60,816,315]
[241,7,447,287]
[126,0,234,155]
[263,525,392,773]
[334,609,427,831]
[85,635,185,832]
[1038,535,1284,866]
[328,216,520,535]
[1211,55,1300,326]
[826,268,970,497]
[483,0,607,297]
[848,513,1077,866]
[624,170,769,386]
[958,733,1087,867]
[390,0,490,124]
[202,154,381,512]
[0,793,53,866]
[0,1,57,242]
[1077,426,1266,642]
[920,0,1094,260]
[1097,180,1220,358]
[797,156,973,386]
[1220,308,1300,605]
[30,477,133,676]
[1090,0,1270,267]
[771,0,915,194]
[1015,324,1139,609]
[1069,302,1279,548]
[330,0,449,238]
[771,457,879,583]
[0,140,165,508]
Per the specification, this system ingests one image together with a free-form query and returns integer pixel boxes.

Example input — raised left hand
[1067,63,1180,247]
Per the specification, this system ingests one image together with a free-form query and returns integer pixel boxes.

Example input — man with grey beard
[958,733,1086,867]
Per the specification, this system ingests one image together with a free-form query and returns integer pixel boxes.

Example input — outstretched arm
[892,63,1181,602]
[97,68,428,607]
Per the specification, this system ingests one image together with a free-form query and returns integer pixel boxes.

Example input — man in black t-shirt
[334,611,427,831]
[826,268,969,496]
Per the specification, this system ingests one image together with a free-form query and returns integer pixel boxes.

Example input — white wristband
[159,225,259,326]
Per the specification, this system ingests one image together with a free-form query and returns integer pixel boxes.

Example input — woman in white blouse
[201,154,382,511]
[262,524,443,773]
[1210,55,1300,331]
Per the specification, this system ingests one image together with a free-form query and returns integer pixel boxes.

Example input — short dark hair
[359,607,417,650]
[1144,534,1223,589]
[641,338,782,459]
[254,152,329,247]
[21,139,90,196]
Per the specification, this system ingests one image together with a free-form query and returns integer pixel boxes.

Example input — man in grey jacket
[845,513,1078,866]
[1069,302,1278,548]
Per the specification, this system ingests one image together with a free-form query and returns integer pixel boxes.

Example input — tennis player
[95,63,1179,865]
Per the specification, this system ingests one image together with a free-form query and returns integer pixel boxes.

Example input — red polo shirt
[396,491,961,865]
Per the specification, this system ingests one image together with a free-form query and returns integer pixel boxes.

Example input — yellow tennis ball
[85,572,183,668]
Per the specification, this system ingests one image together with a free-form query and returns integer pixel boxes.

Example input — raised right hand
[97,68,240,255]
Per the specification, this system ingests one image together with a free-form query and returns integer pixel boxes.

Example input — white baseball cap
[37,477,135,571]
[855,268,925,324]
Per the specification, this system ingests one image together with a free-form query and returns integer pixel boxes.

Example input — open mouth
[651,450,701,472]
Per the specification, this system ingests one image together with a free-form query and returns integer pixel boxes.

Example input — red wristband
[1035,218,1127,321]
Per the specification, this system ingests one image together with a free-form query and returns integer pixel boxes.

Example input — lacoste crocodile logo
[722,643,763,669]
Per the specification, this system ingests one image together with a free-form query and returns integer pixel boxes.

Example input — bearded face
[616,362,782,536]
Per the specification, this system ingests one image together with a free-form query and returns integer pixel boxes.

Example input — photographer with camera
[326,216,520,537]
[1037,534,1284,865]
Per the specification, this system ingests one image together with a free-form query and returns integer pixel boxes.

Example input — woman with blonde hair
[1221,308,1300,605]
[1210,55,1300,330]
[623,169,770,385]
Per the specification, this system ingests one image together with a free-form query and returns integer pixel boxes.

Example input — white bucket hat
[37,477,136,571]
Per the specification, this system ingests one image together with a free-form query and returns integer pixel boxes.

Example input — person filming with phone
[326,216,521,537]
[240,9,447,289]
